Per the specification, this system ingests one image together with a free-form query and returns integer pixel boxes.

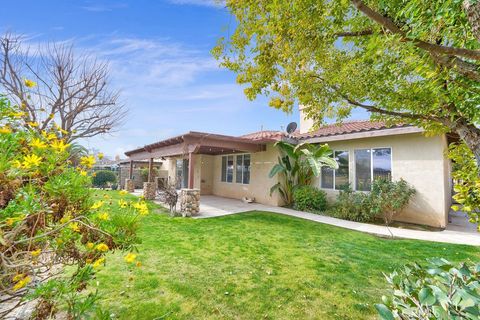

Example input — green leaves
[216,0,480,166]
[378,259,480,320]
[269,141,337,205]
[374,304,395,320]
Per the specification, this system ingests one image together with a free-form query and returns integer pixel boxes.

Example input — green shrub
[92,170,117,188]
[328,179,415,223]
[293,185,327,212]
[376,258,480,320]
[370,178,416,225]
[329,187,375,222]
[0,95,148,318]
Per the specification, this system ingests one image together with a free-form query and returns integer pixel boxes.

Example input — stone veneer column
[143,182,156,200]
[180,189,200,217]
[125,178,134,192]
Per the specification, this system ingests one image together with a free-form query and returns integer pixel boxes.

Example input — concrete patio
[133,190,480,246]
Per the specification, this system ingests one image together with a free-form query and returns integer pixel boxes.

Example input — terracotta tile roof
[296,120,410,139]
[240,130,286,142]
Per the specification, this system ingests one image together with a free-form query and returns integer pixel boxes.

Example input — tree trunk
[452,120,480,167]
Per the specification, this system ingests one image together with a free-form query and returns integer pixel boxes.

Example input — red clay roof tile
[296,120,409,139]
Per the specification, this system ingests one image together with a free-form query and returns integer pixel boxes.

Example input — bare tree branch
[0,33,127,142]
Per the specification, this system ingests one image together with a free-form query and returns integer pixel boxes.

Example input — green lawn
[94,191,480,319]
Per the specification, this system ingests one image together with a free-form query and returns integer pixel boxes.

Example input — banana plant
[269,141,338,206]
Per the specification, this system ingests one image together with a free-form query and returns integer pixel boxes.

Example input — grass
[94,191,480,319]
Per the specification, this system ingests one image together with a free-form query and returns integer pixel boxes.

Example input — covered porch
[124,131,268,214]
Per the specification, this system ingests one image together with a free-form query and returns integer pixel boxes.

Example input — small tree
[269,141,337,205]
[92,170,117,188]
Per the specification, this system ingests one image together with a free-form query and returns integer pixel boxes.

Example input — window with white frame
[235,154,251,184]
[354,148,392,191]
[221,155,234,183]
[321,150,349,190]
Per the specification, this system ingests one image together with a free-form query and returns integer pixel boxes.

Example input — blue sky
[1,0,367,158]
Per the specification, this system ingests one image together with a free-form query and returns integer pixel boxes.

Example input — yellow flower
[0,126,12,134]
[31,249,42,257]
[118,199,128,209]
[119,190,128,195]
[136,261,142,267]
[95,243,109,252]
[29,138,47,149]
[102,194,110,199]
[13,273,24,282]
[91,201,104,210]
[86,242,94,249]
[43,132,57,141]
[6,217,16,226]
[10,111,26,118]
[98,212,109,221]
[133,202,149,215]
[27,121,39,128]
[13,275,31,291]
[97,153,104,160]
[22,154,42,169]
[51,139,68,152]
[24,79,37,88]
[80,155,96,168]
[124,252,137,263]
[79,170,87,177]
[69,222,80,232]
[92,257,105,268]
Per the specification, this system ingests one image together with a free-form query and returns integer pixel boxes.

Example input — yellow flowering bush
[0,96,149,319]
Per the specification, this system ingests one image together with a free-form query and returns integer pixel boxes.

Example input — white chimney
[299,105,315,134]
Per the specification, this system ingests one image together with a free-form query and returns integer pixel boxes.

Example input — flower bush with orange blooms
[0,95,148,319]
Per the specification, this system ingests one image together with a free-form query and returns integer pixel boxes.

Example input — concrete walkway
[136,190,480,246]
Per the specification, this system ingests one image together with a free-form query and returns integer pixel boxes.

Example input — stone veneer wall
[125,179,134,192]
[143,182,156,200]
[180,189,200,217]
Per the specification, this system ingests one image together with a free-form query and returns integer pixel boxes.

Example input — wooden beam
[148,158,154,182]
[188,152,195,189]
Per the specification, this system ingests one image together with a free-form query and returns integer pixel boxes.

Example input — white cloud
[80,2,128,12]
[167,0,225,8]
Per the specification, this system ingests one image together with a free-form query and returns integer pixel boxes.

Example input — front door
[175,159,189,189]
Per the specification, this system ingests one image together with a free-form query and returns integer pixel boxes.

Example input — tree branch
[351,0,480,61]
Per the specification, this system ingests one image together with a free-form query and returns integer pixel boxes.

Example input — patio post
[125,160,135,192]
[148,157,154,182]
[129,160,133,179]
[188,152,195,189]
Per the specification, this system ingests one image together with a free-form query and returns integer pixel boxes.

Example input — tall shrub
[0,95,147,318]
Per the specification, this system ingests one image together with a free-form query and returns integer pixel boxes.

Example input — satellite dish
[286,122,297,134]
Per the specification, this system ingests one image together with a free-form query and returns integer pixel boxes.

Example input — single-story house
[124,110,455,228]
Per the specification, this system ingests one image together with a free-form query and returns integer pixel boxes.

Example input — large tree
[213,0,480,165]
[0,33,126,142]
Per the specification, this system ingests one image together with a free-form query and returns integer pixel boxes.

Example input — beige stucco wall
[211,144,284,206]
[313,133,451,228]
